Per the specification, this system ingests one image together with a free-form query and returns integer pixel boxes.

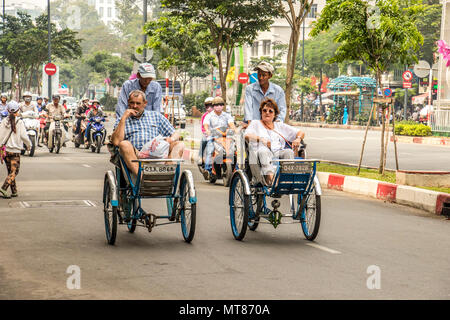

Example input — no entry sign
[44,63,57,76]
[238,73,249,84]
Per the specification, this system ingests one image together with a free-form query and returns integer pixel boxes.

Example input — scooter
[72,115,87,148]
[20,110,40,157]
[47,115,69,154]
[198,126,237,187]
[86,116,106,153]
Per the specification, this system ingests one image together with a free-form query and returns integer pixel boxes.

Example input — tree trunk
[284,26,300,124]
[379,106,386,174]
[357,103,375,175]
[319,68,323,117]
[216,49,227,103]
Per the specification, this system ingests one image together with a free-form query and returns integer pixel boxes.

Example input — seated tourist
[111,90,184,176]
[244,98,305,186]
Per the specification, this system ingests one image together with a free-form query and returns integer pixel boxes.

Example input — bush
[355,113,377,126]
[394,123,431,136]
[100,93,118,112]
[184,90,210,115]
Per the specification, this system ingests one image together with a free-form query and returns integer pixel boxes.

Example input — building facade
[88,0,118,28]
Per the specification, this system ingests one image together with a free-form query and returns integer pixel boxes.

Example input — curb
[317,172,450,216]
[390,135,450,147]
[290,121,383,131]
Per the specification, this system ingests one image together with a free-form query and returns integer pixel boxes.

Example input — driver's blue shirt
[116,79,162,119]
[114,110,175,150]
[244,81,286,122]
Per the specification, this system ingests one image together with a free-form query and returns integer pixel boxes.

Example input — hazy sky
[10,0,47,9]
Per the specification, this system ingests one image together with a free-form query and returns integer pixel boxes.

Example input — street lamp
[2,0,5,93]
[47,0,51,98]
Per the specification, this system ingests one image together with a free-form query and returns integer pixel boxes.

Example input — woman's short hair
[259,98,279,119]
[128,89,146,102]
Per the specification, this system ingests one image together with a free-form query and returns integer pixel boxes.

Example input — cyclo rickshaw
[103,149,197,245]
[228,130,321,241]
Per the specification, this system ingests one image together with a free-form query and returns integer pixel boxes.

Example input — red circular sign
[402,70,413,82]
[44,63,57,76]
[238,73,249,84]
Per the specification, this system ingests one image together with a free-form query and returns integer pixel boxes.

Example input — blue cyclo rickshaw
[229,132,321,241]
[103,153,197,245]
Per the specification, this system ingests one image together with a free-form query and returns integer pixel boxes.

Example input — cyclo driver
[74,98,90,136]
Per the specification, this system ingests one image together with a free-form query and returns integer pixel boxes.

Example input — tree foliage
[0,12,82,96]
[161,0,281,103]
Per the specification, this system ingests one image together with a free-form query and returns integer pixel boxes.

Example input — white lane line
[82,164,91,168]
[306,243,342,254]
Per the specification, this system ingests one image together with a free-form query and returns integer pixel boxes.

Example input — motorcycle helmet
[22,91,32,98]
[204,97,214,105]
[52,94,60,101]
[1,93,7,99]
[7,101,20,113]
[212,96,225,106]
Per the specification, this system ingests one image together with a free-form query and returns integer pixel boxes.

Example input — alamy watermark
[366,265,381,290]
[66,265,81,290]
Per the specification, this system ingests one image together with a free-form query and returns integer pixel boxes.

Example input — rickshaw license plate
[142,164,176,175]
[282,162,310,173]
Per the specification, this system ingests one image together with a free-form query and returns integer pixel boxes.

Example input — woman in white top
[0,101,31,198]
[245,98,305,186]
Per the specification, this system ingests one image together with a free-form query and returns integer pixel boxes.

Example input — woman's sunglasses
[205,103,212,107]
[261,108,274,114]
[213,103,225,107]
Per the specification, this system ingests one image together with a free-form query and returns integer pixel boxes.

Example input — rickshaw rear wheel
[298,186,321,241]
[179,174,196,243]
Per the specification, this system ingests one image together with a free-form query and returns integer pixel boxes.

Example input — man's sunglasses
[261,108,274,114]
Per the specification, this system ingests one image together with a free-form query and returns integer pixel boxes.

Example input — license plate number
[282,162,310,174]
[142,164,176,175]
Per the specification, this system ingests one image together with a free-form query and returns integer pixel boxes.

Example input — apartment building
[88,0,118,28]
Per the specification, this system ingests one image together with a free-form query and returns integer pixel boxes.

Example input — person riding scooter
[19,91,39,115]
[45,94,69,150]
[0,93,8,114]
[74,98,90,135]
[202,96,236,180]
[84,100,104,147]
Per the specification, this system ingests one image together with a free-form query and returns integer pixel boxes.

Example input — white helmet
[22,91,32,97]
[1,93,7,99]
[204,97,214,104]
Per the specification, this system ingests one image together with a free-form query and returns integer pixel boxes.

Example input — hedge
[394,123,431,136]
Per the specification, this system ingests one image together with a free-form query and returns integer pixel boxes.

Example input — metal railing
[430,109,450,133]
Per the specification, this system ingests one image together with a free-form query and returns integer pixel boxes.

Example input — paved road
[0,143,449,299]
[182,120,450,171]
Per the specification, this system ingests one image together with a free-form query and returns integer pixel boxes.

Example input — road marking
[82,164,91,168]
[306,243,341,254]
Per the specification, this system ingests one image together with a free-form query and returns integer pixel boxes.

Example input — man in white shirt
[203,96,236,174]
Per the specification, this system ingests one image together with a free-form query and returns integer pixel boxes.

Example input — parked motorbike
[198,126,237,187]
[86,116,106,153]
[20,110,40,157]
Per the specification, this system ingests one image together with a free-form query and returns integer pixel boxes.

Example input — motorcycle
[0,110,8,121]
[72,115,87,148]
[86,116,106,153]
[198,126,237,187]
[20,110,40,157]
[47,114,68,154]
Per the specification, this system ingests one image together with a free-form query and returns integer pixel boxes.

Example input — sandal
[0,189,11,199]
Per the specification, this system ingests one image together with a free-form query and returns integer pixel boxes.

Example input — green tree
[415,0,442,64]
[161,0,281,104]
[142,13,215,102]
[311,0,424,174]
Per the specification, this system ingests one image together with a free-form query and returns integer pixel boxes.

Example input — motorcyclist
[42,97,49,108]
[36,96,44,112]
[202,96,236,178]
[19,91,39,115]
[45,94,69,149]
[74,98,90,135]
[198,97,214,165]
[0,93,8,114]
[84,100,104,146]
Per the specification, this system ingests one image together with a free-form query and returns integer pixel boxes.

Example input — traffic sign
[402,70,413,82]
[44,63,57,76]
[238,73,249,84]
[383,88,392,97]
[250,72,258,84]
[413,60,431,78]
[403,81,412,89]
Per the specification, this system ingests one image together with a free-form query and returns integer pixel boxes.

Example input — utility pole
[47,0,52,99]
[143,0,147,62]
[301,19,305,122]
[1,0,5,93]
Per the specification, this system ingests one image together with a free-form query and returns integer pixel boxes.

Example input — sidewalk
[291,121,450,147]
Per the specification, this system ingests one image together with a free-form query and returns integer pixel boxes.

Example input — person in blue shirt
[111,90,183,176]
[243,61,287,127]
[115,63,163,119]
